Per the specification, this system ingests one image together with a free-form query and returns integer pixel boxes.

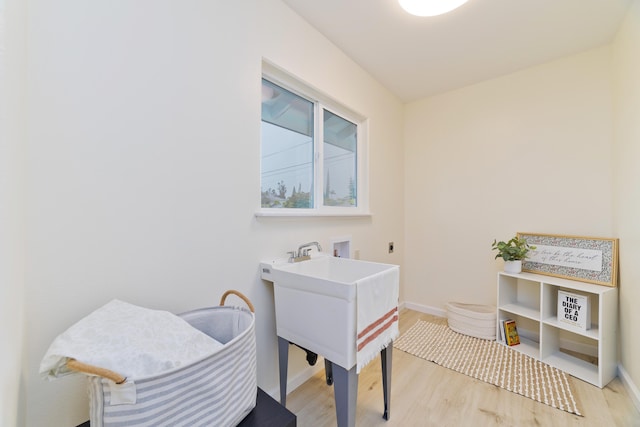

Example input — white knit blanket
[356,266,399,373]
[40,300,223,381]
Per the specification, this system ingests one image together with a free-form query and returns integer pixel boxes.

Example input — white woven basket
[446,302,496,341]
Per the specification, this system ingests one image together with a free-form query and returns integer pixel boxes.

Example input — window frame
[257,62,369,217]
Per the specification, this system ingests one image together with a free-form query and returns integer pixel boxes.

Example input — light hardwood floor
[284,309,640,426]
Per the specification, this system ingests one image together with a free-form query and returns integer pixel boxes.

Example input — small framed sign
[557,290,591,330]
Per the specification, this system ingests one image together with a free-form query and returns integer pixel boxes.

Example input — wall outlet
[388,242,394,253]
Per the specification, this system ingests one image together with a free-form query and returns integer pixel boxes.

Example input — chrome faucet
[298,241,322,254]
[288,241,323,262]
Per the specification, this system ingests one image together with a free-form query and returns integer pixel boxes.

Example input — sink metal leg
[332,362,358,427]
[278,336,289,406]
[381,343,393,420]
[278,341,390,425]
[324,358,333,385]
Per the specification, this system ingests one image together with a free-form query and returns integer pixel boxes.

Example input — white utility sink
[260,253,399,427]
[260,254,398,369]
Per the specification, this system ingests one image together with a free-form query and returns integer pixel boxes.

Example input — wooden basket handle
[66,358,127,384]
[220,290,255,313]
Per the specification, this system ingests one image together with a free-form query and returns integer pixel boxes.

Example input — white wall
[612,0,640,403]
[21,0,404,425]
[404,47,615,311]
[0,0,26,425]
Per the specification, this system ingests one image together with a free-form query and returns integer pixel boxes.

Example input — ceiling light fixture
[398,0,469,17]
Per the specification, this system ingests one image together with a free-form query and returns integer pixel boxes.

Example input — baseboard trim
[265,360,324,401]
[401,300,447,318]
[618,364,640,413]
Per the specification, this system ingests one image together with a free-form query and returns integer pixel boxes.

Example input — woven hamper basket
[69,290,257,427]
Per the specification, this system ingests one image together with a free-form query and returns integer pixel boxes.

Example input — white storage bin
[446,302,496,340]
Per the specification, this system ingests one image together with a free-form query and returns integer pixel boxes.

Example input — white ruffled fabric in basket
[40,299,223,381]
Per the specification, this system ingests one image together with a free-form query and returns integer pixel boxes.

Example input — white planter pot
[504,260,522,274]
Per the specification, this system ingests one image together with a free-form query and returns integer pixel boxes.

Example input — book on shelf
[499,319,506,343]
[504,319,520,346]
[557,289,591,330]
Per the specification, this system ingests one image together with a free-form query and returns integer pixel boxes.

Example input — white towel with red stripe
[356,266,399,373]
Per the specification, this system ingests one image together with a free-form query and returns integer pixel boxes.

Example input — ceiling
[282,0,632,103]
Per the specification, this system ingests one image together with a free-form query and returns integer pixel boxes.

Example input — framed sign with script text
[517,233,619,287]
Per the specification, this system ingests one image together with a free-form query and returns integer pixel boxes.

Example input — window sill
[255,210,372,218]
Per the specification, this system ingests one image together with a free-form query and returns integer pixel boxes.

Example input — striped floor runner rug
[394,319,583,416]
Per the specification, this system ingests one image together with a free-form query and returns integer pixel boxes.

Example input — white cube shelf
[497,271,617,388]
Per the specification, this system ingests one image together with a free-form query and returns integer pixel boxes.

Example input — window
[260,70,367,215]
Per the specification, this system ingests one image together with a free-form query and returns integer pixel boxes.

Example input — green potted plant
[491,236,536,273]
